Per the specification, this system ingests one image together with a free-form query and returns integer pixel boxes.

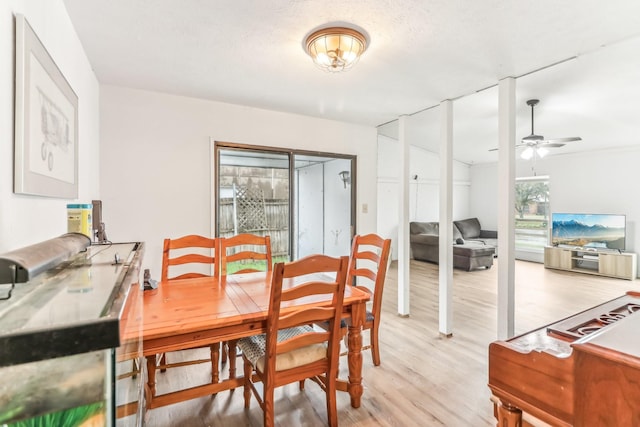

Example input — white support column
[397,115,411,316]
[439,100,453,336]
[497,77,516,340]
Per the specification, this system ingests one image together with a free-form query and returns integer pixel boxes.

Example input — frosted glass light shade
[305,27,367,72]
[536,147,549,158]
[521,147,534,160]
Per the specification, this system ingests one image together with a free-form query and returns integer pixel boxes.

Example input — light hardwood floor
[131,259,636,426]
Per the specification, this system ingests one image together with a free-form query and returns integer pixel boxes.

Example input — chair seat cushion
[366,310,374,323]
[238,326,327,372]
[339,311,374,328]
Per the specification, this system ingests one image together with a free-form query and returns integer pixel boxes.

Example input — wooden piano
[488,291,640,426]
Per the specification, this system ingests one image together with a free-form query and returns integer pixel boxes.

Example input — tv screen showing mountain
[551,213,625,250]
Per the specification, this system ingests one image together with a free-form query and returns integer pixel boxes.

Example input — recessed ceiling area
[62,1,640,164]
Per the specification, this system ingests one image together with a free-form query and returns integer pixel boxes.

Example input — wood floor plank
[121,259,635,426]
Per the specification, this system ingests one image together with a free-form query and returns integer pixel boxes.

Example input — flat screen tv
[551,213,626,251]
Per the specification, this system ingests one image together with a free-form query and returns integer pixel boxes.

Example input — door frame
[212,140,357,260]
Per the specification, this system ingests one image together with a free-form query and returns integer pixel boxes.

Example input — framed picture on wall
[14,14,78,198]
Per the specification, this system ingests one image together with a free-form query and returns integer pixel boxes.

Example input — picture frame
[14,14,78,198]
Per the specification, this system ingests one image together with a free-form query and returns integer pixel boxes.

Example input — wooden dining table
[130,270,370,411]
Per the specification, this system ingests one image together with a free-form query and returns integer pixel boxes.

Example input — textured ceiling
[63,0,640,163]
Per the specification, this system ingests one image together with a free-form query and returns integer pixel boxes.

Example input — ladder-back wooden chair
[237,254,349,427]
[347,233,391,366]
[219,233,273,376]
[157,235,221,382]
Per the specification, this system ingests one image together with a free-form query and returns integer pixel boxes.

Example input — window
[515,176,549,261]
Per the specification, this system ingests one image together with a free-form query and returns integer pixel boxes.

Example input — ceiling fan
[518,99,581,159]
[490,99,581,159]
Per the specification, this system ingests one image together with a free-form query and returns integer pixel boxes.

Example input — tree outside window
[515,178,549,253]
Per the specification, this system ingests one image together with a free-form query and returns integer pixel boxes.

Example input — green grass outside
[225,255,289,275]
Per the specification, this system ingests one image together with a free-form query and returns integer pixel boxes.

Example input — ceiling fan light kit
[521,145,549,160]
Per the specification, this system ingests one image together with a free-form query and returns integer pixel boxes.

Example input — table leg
[211,342,220,384]
[146,355,157,399]
[228,339,237,380]
[347,301,365,408]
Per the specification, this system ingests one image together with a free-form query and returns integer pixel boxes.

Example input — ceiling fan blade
[544,136,582,144]
[490,143,530,152]
[492,142,568,152]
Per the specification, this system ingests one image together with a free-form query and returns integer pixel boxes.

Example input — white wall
[377,135,471,259]
[323,158,352,257]
[468,162,499,231]
[100,86,377,277]
[0,0,99,252]
[470,146,640,275]
[296,163,324,258]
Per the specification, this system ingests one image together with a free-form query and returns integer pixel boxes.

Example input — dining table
[126,270,371,411]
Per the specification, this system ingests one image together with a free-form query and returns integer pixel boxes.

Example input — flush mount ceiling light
[305,26,367,72]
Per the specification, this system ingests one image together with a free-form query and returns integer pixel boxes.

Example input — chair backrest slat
[276,331,331,354]
[354,250,380,263]
[352,267,377,283]
[279,307,335,329]
[168,253,215,267]
[226,250,269,263]
[281,282,338,301]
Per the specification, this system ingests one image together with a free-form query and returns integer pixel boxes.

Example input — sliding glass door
[214,142,355,261]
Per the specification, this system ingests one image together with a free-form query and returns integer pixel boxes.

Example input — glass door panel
[217,148,290,263]
[294,155,352,259]
[515,176,550,262]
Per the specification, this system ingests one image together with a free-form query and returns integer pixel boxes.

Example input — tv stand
[544,246,637,280]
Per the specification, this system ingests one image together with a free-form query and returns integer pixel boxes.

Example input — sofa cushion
[410,221,438,235]
[480,229,498,239]
[452,225,463,241]
[454,218,481,239]
[410,233,440,245]
[410,221,463,243]
[453,245,495,258]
